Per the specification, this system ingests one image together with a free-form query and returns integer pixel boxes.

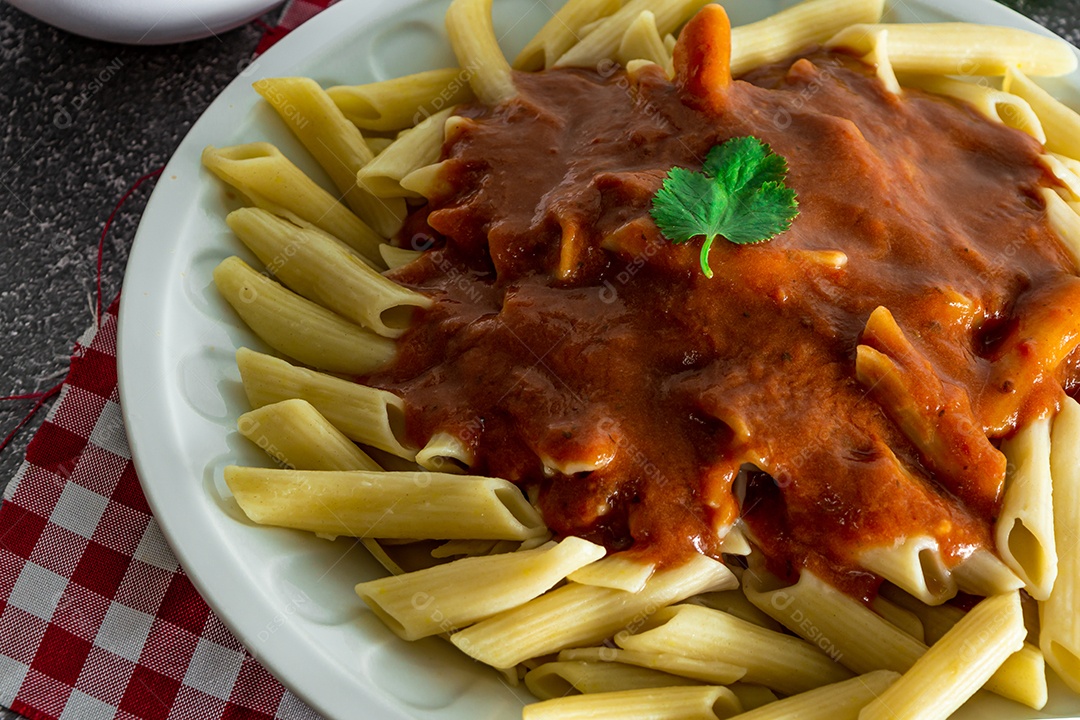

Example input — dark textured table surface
[1,0,1080,718]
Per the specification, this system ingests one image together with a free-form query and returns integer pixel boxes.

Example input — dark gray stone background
[0,9,277,480]
[0,0,1078,717]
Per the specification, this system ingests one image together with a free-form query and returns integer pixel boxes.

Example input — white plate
[7,0,283,44]
[117,1,1080,718]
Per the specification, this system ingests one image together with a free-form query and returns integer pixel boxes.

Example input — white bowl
[7,0,284,44]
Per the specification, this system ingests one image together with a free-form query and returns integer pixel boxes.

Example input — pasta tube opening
[415,432,474,473]
[1048,642,1080,688]
[380,305,419,333]
[858,536,957,607]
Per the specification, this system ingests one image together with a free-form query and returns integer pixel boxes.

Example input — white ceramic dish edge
[6,0,284,45]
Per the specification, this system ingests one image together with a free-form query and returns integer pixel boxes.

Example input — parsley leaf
[650,136,799,278]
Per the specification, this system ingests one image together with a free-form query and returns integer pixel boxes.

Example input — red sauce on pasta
[365,49,1078,599]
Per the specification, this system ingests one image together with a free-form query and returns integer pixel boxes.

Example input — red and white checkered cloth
[0,4,342,719]
[254,0,338,55]
[0,299,322,720]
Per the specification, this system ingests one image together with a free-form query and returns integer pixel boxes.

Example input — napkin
[0,299,322,720]
[0,4,338,719]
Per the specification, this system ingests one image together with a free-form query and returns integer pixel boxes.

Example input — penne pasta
[399,160,453,199]
[326,67,475,133]
[355,108,454,198]
[617,11,672,71]
[514,0,622,70]
[365,136,393,155]
[615,604,852,695]
[859,29,901,95]
[378,244,425,270]
[225,466,546,541]
[686,590,786,633]
[858,592,1026,720]
[233,400,426,573]
[997,416,1058,600]
[566,553,656,593]
[235,347,414,459]
[1052,152,1080,186]
[731,670,898,720]
[855,305,1005,521]
[363,538,454,576]
[445,0,516,106]
[521,685,741,720]
[826,23,1078,77]
[718,524,752,556]
[1041,395,1080,692]
[558,646,746,686]
[201,143,385,265]
[950,548,1025,598]
[725,684,778,712]
[226,207,431,339]
[857,535,955,606]
[869,596,924,643]
[415,431,473,473]
[356,536,604,639]
[511,0,622,70]
[1042,186,1080,264]
[430,539,501,559]
[524,660,701,700]
[980,643,1048,713]
[237,399,381,473]
[879,585,1046,708]
[450,553,735,669]
[253,76,406,237]
[1006,67,1080,158]
[518,533,555,551]
[744,568,1047,709]
[876,584,962,647]
[1040,153,1080,200]
[729,0,885,77]
[213,257,396,375]
[555,0,710,69]
[360,538,409,576]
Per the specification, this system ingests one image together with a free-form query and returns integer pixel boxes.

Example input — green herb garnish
[650,136,800,278]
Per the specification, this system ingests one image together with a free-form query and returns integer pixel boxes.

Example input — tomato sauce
[364,50,1078,597]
